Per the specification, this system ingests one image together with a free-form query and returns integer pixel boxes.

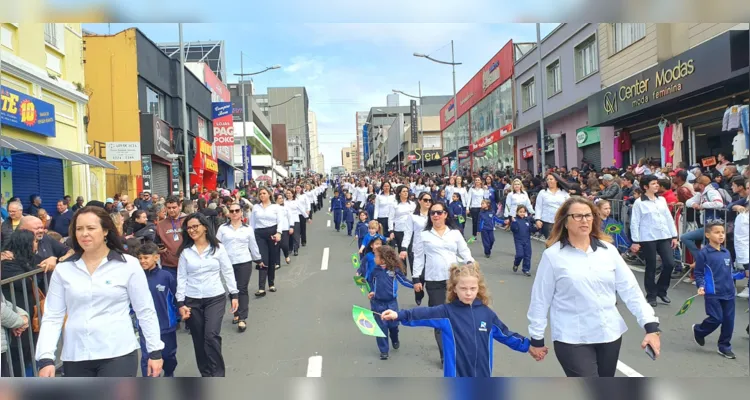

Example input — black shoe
[746,325,749,336]
[269,286,277,292]
[302,243,307,247]
[238,321,247,333]
[485,254,490,258]
[718,349,736,359]
[658,295,671,304]
[415,299,422,306]
[255,290,266,297]
[392,342,400,350]
[648,299,657,307]
[294,250,299,256]
[513,265,519,272]
[439,358,444,369]
[523,271,532,277]
[692,324,705,346]
[380,353,389,360]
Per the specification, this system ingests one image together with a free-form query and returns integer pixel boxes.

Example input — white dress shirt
[176,244,239,304]
[284,200,301,224]
[630,196,678,243]
[217,222,261,264]
[402,213,428,249]
[413,184,428,195]
[354,186,368,203]
[534,189,570,223]
[445,185,456,203]
[35,251,164,365]
[374,193,396,220]
[527,240,659,346]
[452,187,468,207]
[251,203,284,233]
[412,227,474,283]
[504,192,535,217]
[467,188,485,209]
[390,201,416,232]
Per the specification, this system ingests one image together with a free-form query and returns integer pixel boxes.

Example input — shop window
[146,86,166,120]
[546,60,562,97]
[198,116,208,140]
[1,25,14,50]
[575,35,598,80]
[522,78,536,111]
[44,23,64,52]
[611,23,646,53]
[423,135,441,149]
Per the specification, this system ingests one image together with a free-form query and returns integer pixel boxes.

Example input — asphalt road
[169,197,749,377]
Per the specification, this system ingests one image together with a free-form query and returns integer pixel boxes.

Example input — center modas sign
[408,149,443,162]
[106,142,141,162]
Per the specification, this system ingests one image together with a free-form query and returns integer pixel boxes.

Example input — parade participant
[343,201,355,236]
[510,205,537,276]
[467,177,486,240]
[534,173,570,238]
[401,192,432,306]
[354,211,369,249]
[252,188,284,296]
[358,220,383,255]
[381,262,530,377]
[447,193,466,236]
[389,185,416,253]
[274,193,293,267]
[356,233,385,286]
[453,177,468,207]
[330,189,344,232]
[504,179,534,225]
[296,185,312,248]
[365,194,376,221]
[367,246,413,360]
[478,200,495,258]
[374,182,396,238]
[284,189,306,256]
[354,180,368,210]
[176,213,238,377]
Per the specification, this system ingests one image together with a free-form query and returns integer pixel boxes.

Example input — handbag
[31,286,46,333]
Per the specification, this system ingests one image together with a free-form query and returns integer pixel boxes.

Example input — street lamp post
[178,23,190,194]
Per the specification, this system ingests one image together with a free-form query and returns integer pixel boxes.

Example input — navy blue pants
[513,239,532,272]
[694,296,735,352]
[481,230,495,256]
[371,299,399,354]
[346,221,354,235]
[333,210,343,231]
[139,330,177,377]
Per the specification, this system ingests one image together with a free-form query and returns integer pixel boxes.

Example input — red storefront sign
[469,123,513,152]
[191,137,218,190]
[521,146,535,159]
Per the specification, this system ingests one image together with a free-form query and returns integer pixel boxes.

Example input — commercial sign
[141,155,153,193]
[576,126,601,147]
[204,64,230,102]
[153,118,173,160]
[171,159,180,195]
[440,101,456,130]
[521,147,534,159]
[407,149,443,163]
[363,124,369,162]
[469,123,513,152]
[1,86,56,137]
[106,142,141,162]
[588,31,737,126]
[212,102,234,163]
[409,100,418,143]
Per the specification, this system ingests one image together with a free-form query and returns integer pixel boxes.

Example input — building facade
[364,106,411,171]
[308,110,321,173]
[356,111,367,171]
[1,23,111,215]
[317,153,325,174]
[341,146,353,172]
[267,87,310,173]
[158,40,227,83]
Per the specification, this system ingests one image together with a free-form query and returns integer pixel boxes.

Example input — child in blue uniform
[510,205,536,277]
[357,231,386,286]
[447,193,466,236]
[365,194,376,221]
[135,243,179,376]
[692,221,737,359]
[478,199,496,258]
[354,211,369,248]
[330,190,344,232]
[343,201,355,236]
[367,246,413,360]
[381,262,530,377]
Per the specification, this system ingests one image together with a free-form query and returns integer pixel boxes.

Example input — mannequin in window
[733,130,748,161]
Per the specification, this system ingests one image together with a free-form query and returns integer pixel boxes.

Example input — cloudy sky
[83,22,558,172]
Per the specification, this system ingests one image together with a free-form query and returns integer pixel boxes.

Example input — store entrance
[691,120,742,165]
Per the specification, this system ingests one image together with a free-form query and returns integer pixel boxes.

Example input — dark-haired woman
[411,202,474,367]
[534,173,570,238]
[274,193,293,267]
[252,187,284,296]
[390,185,415,254]
[400,192,432,306]
[124,210,157,245]
[374,182,395,238]
[35,206,165,378]
[527,197,660,377]
[284,189,306,256]
[177,213,238,377]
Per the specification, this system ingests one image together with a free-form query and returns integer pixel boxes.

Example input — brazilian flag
[353,276,371,296]
[351,253,360,269]
[457,216,466,224]
[341,223,347,230]
[352,305,385,337]
[605,223,623,235]
[467,236,476,244]
[675,295,698,316]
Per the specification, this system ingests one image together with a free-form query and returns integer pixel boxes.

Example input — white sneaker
[737,287,749,299]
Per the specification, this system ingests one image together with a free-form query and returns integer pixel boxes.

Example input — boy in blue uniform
[135,243,179,376]
[365,194,376,221]
[692,221,737,359]
[447,193,466,236]
[330,190,344,232]
[510,205,536,277]
[478,199,495,258]
[355,211,369,248]
[343,201,355,236]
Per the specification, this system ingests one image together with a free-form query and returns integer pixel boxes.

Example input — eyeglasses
[421,198,432,202]
[430,210,446,216]
[186,225,202,232]
[229,209,242,214]
[567,213,594,222]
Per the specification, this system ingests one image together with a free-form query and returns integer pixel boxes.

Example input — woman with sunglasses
[400,192,433,306]
[252,188,284,296]
[284,189,307,256]
[216,204,261,333]
[411,202,474,366]
[176,213,239,377]
[274,193,294,268]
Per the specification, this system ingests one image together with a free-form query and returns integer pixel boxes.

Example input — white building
[308,110,320,173]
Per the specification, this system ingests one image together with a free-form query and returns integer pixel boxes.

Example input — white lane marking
[321,247,329,271]
[306,355,323,377]
[327,220,331,227]
[616,360,644,377]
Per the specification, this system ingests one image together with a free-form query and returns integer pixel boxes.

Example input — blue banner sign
[1,86,56,137]
[363,124,369,161]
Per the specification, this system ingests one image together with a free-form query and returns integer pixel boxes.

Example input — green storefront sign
[576,126,600,147]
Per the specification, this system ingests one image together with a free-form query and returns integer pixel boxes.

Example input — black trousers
[255,226,278,289]
[317,194,323,209]
[63,350,138,377]
[377,217,390,238]
[553,337,622,377]
[641,239,675,300]
[407,241,425,304]
[299,215,308,245]
[470,207,481,236]
[277,230,290,261]
[392,231,405,252]
[426,280,447,360]
[184,294,227,377]
[290,222,301,252]
[541,222,553,238]
[232,261,253,320]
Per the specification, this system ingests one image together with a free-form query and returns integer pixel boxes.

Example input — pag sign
[106,142,141,162]
[212,102,234,163]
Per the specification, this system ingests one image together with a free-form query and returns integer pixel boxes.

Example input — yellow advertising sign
[204,158,218,172]
[198,140,212,156]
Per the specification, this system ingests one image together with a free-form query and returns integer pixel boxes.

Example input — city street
[171,198,750,378]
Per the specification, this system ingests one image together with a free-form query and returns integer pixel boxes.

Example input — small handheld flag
[457,216,466,224]
[675,295,698,316]
[353,276,371,296]
[352,305,385,337]
[351,253,360,268]
[327,212,332,216]
[467,237,476,244]
[341,223,347,230]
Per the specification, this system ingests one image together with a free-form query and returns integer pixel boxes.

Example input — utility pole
[536,23,546,175]
[179,23,190,193]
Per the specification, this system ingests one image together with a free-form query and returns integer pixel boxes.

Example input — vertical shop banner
[242,144,253,181]
[363,124,369,161]
[212,102,234,163]
[141,155,153,193]
[410,100,418,143]
[171,159,180,195]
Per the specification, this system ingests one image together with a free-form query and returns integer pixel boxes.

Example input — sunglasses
[421,198,432,202]
[229,209,242,213]
[430,210,446,216]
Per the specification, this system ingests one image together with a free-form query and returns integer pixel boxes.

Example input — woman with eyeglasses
[411,202,474,367]
[284,189,307,257]
[374,182,396,238]
[274,193,294,268]
[400,192,433,306]
[389,185,416,253]
[252,188,284,296]
[527,197,660,377]
[216,204,261,333]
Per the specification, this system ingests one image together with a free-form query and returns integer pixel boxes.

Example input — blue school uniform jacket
[477,210,495,232]
[365,203,375,221]
[370,266,413,303]
[343,207,355,222]
[355,222,369,246]
[137,267,179,334]
[694,245,735,300]
[448,202,466,224]
[510,216,536,243]
[397,299,529,377]
[330,197,344,211]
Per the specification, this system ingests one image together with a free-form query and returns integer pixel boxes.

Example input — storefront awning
[1,136,116,169]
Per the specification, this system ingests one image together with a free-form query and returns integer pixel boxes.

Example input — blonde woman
[503,179,534,227]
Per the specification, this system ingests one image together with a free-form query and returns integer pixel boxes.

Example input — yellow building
[1,23,111,215]
[341,146,353,172]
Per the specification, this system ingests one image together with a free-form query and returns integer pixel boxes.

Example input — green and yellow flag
[467,236,476,244]
[351,253,360,269]
[353,276,371,296]
[675,295,698,316]
[352,305,385,337]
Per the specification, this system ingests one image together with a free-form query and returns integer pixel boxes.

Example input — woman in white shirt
[390,185,416,254]
[297,184,313,247]
[534,173,570,238]
[274,193,295,267]
[374,182,396,238]
[467,177,486,238]
[354,180,368,211]
[177,213,238,377]
[36,206,164,378]
[527,197,661,377]
[285,189,308,257]
[412,201,474,365]
[413,177,428,195]
[217,203,261,332]
[504,179,534,223]
[252,187,284,296]
[452,177,468,207]
[629,175,678,307]
[400,192,433,306]
[445,176,456,203]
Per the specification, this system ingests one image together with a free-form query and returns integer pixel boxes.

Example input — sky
[83,22,558,172]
